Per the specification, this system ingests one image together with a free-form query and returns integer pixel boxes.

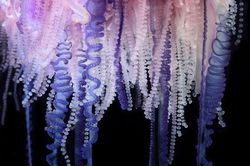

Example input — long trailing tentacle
[197,1,239,165]
[45,39,73,166]
[113,0,128,110]
[25,104,33,166]
[1,66,13,125]
[81,1,106,165]
[158,30,172,166]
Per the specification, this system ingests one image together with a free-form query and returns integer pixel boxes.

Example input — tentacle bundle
[0,0,245,166]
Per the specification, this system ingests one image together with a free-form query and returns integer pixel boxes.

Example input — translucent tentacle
[81,1,106,165]
[1,66,13,125]
[13,66,23,111]
[148,108,156,166]
[113,0,128,110]
[45,40,73,166]
[197,1,238,165]
[25,104,33,166]
[158,31,171,166]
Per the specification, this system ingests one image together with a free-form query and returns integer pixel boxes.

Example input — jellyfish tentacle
[98,23,117,114]
[45,40,73,166]
[1,66,13,125]
[148,107,156,166]
[73,48,88,166]
[144,0,173,119]
[1,27,19,124]
[197,1,238,165]
[113,0,128,110]
[120,36,133,111]
[97,3,116,113]
[12,61,24,111]
[197,29,232,166]
[21,72,35,166]
[25,104,33,166]
[158,30,171,166]
[135,0,151,100]
[60,94,80,166]
[129,0,148,87]
[81,1,106,165]
[0,27,8,72]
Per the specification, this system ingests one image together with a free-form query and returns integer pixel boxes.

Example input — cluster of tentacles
[0,0,245,166]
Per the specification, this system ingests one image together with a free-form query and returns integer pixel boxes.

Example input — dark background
[0,4,249,166]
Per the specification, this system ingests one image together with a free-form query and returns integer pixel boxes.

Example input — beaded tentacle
[144,0,173,119]
[113,0,128,110]
[158,30,172,166]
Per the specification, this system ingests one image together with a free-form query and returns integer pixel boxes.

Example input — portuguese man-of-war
[0,0,246,166]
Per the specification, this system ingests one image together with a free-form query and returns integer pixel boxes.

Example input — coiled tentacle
[197,2,235,165]
[71,48,87,166]
[45,40,73,166]
[81,1,106,165]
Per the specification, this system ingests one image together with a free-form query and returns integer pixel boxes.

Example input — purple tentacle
[75,48,87,166]
[81,1,106,165]
[113,0,128,110]
[158,31,171,166]
[45,41,73,166]
[25,104,33,166]
[197,10,233,166]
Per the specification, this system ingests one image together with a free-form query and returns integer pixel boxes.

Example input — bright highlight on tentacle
[0,0,245,166]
